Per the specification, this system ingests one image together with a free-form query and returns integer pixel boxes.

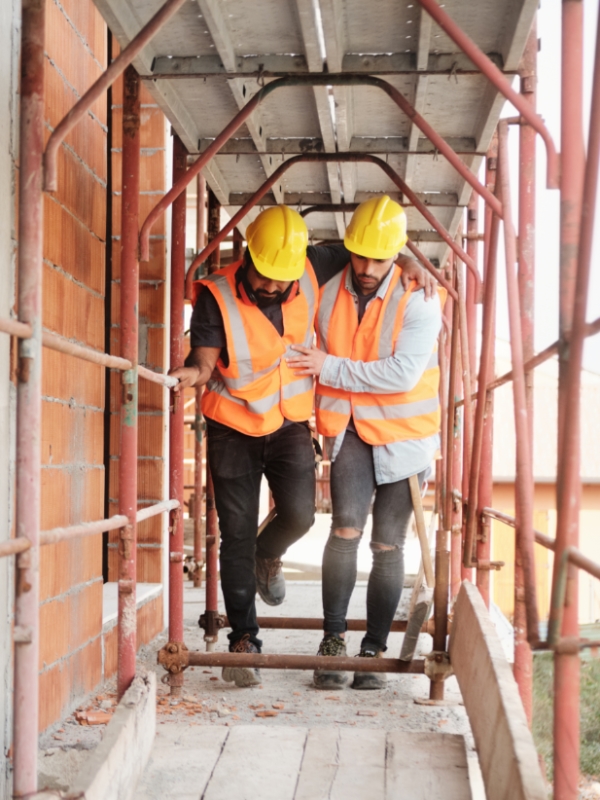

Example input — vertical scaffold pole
[514,23,537,726]
[192,174,206,588]
[117,65,141,700]
[204,189,221,650]
[462,193,479,583]
[168,134,187,694]
[552,2,586,796]
[13,0,45,793]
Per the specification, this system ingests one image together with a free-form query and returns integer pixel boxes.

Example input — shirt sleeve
[189,286,227,349]
[318,289,442,394]
[308,243,350,287]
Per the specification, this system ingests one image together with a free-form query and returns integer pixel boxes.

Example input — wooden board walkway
[134,725,472,800]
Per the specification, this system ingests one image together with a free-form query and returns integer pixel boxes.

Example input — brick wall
[36,2,167,731]
[39,0,107,732]
[107,45,168,586]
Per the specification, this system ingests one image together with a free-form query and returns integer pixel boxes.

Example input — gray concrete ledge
[68,670,156,800]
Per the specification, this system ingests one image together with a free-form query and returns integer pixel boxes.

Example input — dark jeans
[207,421,316,649]
[322,428,424,652]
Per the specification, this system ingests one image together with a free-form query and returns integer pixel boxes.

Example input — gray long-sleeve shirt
[318,266,442,485]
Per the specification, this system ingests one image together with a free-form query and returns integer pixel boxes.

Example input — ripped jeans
[322,428,425,652]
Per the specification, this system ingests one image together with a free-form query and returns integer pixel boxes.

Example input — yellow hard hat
[246,206,308,281]
[344,195,408,259]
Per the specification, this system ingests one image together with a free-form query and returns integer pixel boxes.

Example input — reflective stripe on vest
[315,264,443,446]
[199,259,318,436]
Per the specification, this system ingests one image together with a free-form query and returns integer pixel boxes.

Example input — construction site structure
[0,0,599,797]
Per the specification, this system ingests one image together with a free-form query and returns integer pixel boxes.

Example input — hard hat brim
[344,233,407,261]
[251,252,305,282]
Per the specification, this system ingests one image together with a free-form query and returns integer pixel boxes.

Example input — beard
[255,289,286,307]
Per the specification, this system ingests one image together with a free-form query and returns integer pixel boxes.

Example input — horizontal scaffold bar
[185,652,426,673]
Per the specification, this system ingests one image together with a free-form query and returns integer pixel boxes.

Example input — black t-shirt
[189,243,350,359]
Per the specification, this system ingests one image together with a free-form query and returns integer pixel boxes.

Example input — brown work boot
[351,646,387,690]
[222,634,261,687]
[255,555,286,606]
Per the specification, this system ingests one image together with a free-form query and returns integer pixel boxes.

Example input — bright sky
[493,0,600,373]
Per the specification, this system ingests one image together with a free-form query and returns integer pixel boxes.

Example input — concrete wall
[0,1,19,795]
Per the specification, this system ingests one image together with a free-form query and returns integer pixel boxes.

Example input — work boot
[351,646,387,690]
[255,555,286,606]
[313,633,349,690]
[222,634,261,687]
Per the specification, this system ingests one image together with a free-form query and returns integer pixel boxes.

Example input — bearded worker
[288,196,444,691]
[171,204,434,688]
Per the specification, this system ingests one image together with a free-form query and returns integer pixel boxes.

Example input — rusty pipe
[497,120,539,644]
[405,241,458,300]
[13,1,45,793]
[187,651,425,673]
[187,153,479,292]
[43,0,188,191]
[415,0,559,189]
[140,73,502,262]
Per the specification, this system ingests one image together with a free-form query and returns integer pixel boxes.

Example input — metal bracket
[13,625,33,644]
[157,641,190,674]
[476,559,505,571]
[198,611,225,635]
[424,651,453,683]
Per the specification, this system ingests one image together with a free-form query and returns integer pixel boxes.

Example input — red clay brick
[111,236,166,282]
[69,580,103,653]
[112,105,166,150]
[53,145,106,241]
[111,149,166,194]
[43,347,105,408]
[45,0,105,122]
[109,413,164,458]
[44,65,107,182]
[39,658,71,733]
[70,636,103,702]
[58,0,108,69]
[43,263,104,349]
[44,195,105,294]
[109,370,164,413]
[39,595,71,670]
[111,280,165,326]
[110,192,167,237]
[103,625,118,678]
[136,549,163,583]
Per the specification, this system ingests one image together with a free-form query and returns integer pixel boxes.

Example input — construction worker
[171,204,434,688]
[287,195,443,691]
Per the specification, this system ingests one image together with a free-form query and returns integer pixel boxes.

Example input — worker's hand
[286,344,327,377]
[398,258,437,299]
[168,365,201,393]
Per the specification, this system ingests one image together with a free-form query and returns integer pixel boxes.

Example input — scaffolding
[3,0,600,797]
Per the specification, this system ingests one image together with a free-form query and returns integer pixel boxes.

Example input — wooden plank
[295,727,386,800]
[449,582,546,800]
[203,726,307,800]
[385,731,472,800]
[133,726,228,800]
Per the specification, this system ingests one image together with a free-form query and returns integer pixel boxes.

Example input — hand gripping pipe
[497,120,539,645]
[43,0,188,191]
[186,153,480,294]
[415,0,559,189]
[139,73,503,262]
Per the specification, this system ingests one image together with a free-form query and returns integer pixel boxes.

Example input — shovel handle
[408,474,435,589]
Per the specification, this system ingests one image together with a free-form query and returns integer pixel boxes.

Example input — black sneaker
[351,646,387,690]
[255,556,286,606]
[222,634,261,687]
[313,634,349,690]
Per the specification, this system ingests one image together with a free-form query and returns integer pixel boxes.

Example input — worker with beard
[170,204,435,688]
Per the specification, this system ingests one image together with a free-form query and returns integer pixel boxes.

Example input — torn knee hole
[332,527,362,540]
[370,542,398,553]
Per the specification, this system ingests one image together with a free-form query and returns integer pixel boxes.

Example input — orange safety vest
[315,264,444,445]
[197,259,319,436]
